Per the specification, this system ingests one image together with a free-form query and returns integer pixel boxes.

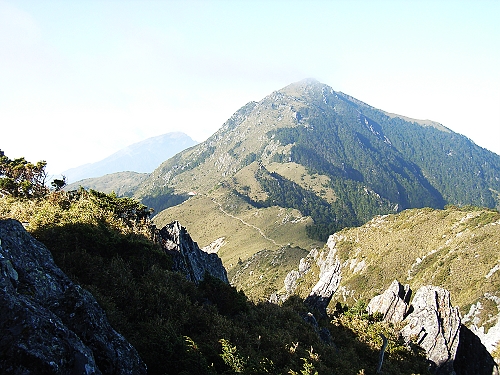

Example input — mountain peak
[279,78,328,96]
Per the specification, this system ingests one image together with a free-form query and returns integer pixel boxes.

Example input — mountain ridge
[65,171,149,197]
[269,205,500,365]
[139,79,499,269]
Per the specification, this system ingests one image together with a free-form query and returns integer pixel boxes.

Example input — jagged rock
[304,235,342,315]
[158,221,229,284]
[272,252,314,303]
[298,257,311,273]
[369,281,498,374]
[303,312,319,328]
[367,280,411,323]
[284,270,301,295]
[0,219,146,375]
[301,312,333,345]
[401,285,461,374]
[462,295,500,355]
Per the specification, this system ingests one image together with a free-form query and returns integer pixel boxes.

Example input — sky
[1,0,499,177]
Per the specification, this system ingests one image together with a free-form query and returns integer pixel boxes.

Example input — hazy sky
[1,0,499,176]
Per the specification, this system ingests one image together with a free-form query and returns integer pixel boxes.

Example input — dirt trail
[211,197,281,247]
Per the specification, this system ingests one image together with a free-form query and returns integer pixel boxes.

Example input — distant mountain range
[63,132,197,183]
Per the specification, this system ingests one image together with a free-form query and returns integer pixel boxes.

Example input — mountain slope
[137,79,500,270]
[63,132,197,183]
[0,190,432,375]
[277,205,500,357]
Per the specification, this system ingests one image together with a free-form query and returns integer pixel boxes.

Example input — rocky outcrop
[0,219,146,375]
[158,221,229,284]
[304,236,342,315]
[401,285,461,374]
[367,280,412,323]
[369,281,499,375]
[462,295,500,355]
[202,237,226,254]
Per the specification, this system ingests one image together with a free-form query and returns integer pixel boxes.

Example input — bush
[0,188,429,374]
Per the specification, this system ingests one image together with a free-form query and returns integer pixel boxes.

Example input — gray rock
[401,285,461,374]
[298,257,311,273]
[367,280,411,323]
[158,221,229,284]
[304,238,342,315]
[0,219,147,375]
[274,252,315,303]
[371,281,499,374]
[284,270,301,295]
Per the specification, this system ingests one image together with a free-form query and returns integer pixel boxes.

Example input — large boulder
[401,285,461,374]
[369,281,498,375]
[367,279,411,323]
[0,219,146,375]
[158,221,229,284]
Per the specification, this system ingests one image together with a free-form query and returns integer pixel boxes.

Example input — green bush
[0,188,429,374]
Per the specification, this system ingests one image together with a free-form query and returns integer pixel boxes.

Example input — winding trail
[211,197,281,247]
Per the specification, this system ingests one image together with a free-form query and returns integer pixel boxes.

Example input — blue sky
[1,0,499,176]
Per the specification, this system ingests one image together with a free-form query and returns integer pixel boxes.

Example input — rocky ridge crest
[282,227,500,374]
[158,220,229,284]
[369,281,498,375]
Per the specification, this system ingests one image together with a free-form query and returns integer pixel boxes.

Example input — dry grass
[316,207,500,325]
[153,186,319,274]
[267,162,337,203]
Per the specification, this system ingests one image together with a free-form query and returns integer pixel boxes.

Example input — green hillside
[143,79,500,288]
[260,205,500,356]
[0,185,429,375]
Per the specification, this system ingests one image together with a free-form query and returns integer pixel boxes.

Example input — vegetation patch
[1,187,429,374]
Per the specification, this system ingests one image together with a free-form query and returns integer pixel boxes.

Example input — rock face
[369,281,499,375]
[0,219,146,375]
[158,221,229,284]
[367,280,411,323]
[401,285,461,374]
[462,294,500,355]
[304,236,342,315]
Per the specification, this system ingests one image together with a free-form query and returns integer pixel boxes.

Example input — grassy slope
[280,206,500,331]
[267,162,337,204]
[153,184,320,273]
[65,171,149,197]
[0,191,429,375]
